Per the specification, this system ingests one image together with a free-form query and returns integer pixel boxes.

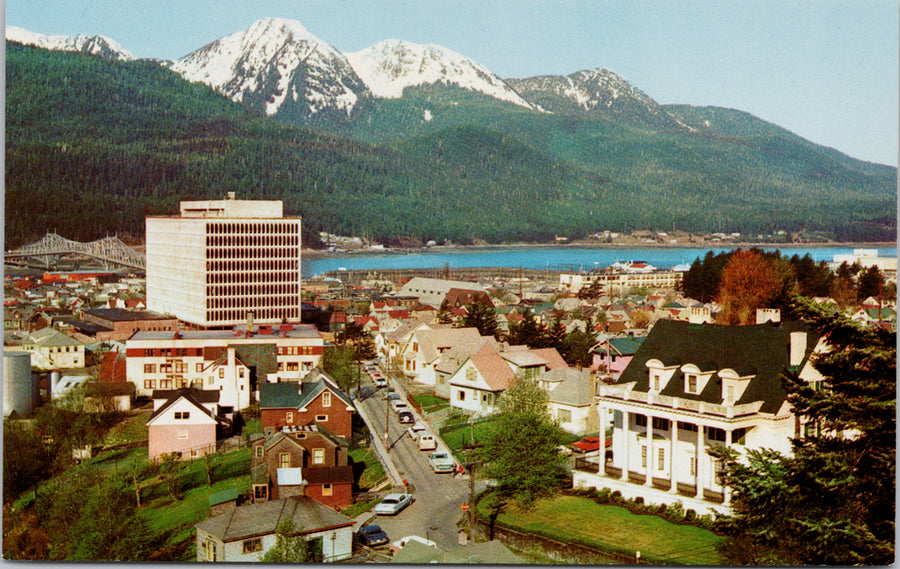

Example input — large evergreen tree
[714,297,896,565]
[461,302,500,338]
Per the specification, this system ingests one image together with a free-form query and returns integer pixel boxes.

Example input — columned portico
[644,411,653,487]
[668,420,679,493]
[695,424,705,499]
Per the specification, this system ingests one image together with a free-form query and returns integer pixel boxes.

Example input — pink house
[147,389,220,461]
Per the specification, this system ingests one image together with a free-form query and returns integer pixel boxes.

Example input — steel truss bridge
[5,233,146,271]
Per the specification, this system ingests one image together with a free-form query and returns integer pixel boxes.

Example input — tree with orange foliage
[717,249,784,325]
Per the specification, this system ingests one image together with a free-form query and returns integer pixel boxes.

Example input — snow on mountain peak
[171,18,365,118]
[6,25,133,60]
[347,39,532,108]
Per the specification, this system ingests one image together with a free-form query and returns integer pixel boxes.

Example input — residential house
[146,388,221,461]
[574,318,822,516]
[432,335,502,399]
[401,325,485,386]
[542,366,599,434]
[258,368,355,438]
[443,288,494,309]
[448,345,567,414]
[195,495,354,562]
[249,425,354,508]
[21,327,86,369]
[591,334,646,378]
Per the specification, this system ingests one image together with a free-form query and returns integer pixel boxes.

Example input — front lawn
[478,494,724,565]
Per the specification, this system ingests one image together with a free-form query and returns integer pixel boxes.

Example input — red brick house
[258,368,355,438]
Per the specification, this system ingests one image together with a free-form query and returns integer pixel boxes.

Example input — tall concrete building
[146,194,301,328]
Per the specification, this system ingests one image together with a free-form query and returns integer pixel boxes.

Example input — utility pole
[465,460,481,542]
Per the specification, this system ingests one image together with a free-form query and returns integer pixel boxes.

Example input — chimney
[790,331,807,367]
[756,308,781,324]
[226,191,236,200]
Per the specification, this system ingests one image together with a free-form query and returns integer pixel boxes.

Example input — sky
[5,0,898,167]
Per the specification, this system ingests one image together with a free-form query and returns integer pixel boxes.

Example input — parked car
[397,410,415,424]
[390,399,409,413]
[570,436,602,454]
[356,525,389,547]
[382,389,399,400]
[372,377,388,388]
[407,421,427,439]
[373,493,414,515]
[427,451,455,473]
[417,432,437,451]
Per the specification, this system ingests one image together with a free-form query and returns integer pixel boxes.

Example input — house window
[160,363,172,373]
[652,417,669,431]
[242,538,262,554]
[412,342,418,352]
[635,415,647,428]
[279,453,290,469]
[218,368,225,379]
[657,448,665,471]
[466,368,477,382]
[255,446,264,458]
[690,456,697,476]
[144,363,156,374]
[652,373,660,391]
[207,376,215,385]
[641,446,647,468]
[143,380,155,390]
[677,421,698,432]
[287,362,299,372]
[160,379,172,389]
[286,411,294,423]
[191,450,199,458]
[726,385,734,403]
[685,374,698,394]
[557,409,572,423]
[277,362,284,372]
[175,362,187,373]
[174,411,190,420]
[457,390,466,401]
[322,483,333,496]
[254,485,268,501]
[316,414,328,422]
[313,448,325,465]
[322,392,332,407]
[302,362,312,371]
[706,427,726,442]
[196,363,204,373]
[177,430,188,439]
[733,427,748,445]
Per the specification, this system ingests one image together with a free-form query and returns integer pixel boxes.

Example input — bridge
[5,233,146,271]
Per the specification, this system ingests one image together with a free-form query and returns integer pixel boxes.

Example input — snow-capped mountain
[6,25,133,61]
[346,39,532,109]
[507,68,689,129]
[170,18,369,120]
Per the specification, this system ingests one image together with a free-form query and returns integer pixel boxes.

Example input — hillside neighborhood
[3,194,896,564]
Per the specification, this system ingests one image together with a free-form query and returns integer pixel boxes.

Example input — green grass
[101,410,151,446]
[349,446,386,490]
[339,497,381,520]
[412,394,449,412]
[478,494,724,565]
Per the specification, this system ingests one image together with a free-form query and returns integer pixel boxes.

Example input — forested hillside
[5,42,896,250]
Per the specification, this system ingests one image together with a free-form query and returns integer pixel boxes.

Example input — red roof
[99,351,128,383]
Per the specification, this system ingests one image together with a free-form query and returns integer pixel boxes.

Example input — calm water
[302,246,897,278]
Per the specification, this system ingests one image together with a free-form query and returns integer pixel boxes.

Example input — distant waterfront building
[559,269,683,297]
[830,248,897,281]
[146,193,302,328]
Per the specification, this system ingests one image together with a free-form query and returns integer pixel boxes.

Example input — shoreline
[302,241,898,259]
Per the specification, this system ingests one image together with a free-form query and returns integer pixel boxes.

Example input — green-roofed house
[258,367,355,438]
[576,319,824,517]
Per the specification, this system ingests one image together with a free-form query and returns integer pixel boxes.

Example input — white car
[373,493,413,515]
[427,451,456,473]
[407,421,427,439]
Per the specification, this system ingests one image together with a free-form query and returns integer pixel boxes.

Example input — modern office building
[146,194,302,328]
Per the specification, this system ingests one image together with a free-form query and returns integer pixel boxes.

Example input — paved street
[354,369,482,551]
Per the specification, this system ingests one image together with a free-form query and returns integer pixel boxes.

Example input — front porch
[572,457,731,517]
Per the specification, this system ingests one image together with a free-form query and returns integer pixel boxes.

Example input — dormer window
[686,374,698,394]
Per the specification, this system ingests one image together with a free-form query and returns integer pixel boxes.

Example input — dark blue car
[356,525,389,547]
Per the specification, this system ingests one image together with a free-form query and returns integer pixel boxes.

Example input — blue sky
[6,0,898,166]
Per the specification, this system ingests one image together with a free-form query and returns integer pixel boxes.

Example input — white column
[723,429,732,505]
[695,424,705,499]
[597,404,605,476]
[644,413,653,487]
[620,411,630,481]
[668,419,679,493]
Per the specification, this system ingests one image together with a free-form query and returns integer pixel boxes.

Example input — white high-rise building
[146,194,302,328]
